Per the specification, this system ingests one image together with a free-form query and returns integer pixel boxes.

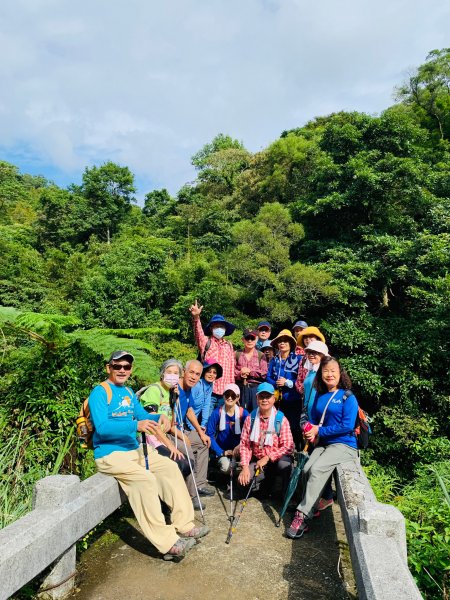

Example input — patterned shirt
[239,412,294,465]
[235,349,268,385]
[193,318,235,395]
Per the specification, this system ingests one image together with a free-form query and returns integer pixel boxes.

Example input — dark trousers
[239,383,258,412]
[208,392,224,417]
[155,445,190,478]
[237,454,293,498]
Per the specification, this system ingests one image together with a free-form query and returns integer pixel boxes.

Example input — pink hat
[223,383,240,396]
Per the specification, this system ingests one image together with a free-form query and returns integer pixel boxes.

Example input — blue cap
[293,320,308,330]
[256,382,275,395]
[257,321,271,329]
[260,340,273,350]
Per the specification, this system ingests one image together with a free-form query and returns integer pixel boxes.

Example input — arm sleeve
[319,394,358,438]
[206,410,224,457]
[89,386,139,439]
[134,397,160,422]
[239,416,252,466]
[268,417,294,462]
[234,352,242,379]
[265,358,277,386]
[295,364,307,394]
[140,386,160,408]
[193,317,209,353]
[259,357,268,379]
[200,388,212,428]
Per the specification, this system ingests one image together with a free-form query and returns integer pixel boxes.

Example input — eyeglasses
[110,363,132,371]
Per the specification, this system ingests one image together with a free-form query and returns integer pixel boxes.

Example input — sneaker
[163,537,196,561]
[286,510,309,539]
[317,497,334,511]
[192,497,206,511]
[197,486,216,497]
[180,525,210,539]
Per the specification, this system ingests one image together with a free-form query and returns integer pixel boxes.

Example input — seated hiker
[187,361,223,432]
[266,329,302,448]
[235,328,268,411]
[189,300,236,416]
[237,382,294,499]
[286,357,358,539]
[255,320,272,349]
[206,383,249,475]
[89,350,209,560]
[138,358,189,476]
[166,359,215,511]
[292,320,308,355]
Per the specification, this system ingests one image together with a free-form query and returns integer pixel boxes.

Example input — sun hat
[223,383,240,396]
[202,360,223,379]
[304,340,329,356]
[256,382,275,395]
[204,314,236,336]
[296,326,326,347]
[270,329,297,351]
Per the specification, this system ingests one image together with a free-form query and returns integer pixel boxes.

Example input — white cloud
[0,0,449,195]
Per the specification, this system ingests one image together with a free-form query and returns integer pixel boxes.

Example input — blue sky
[0,0,449,200]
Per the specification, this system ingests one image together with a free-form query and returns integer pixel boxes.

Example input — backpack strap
[136,383,164,402]
[200,338,212,362]
[100,381,113,404]
[250,409,283,435]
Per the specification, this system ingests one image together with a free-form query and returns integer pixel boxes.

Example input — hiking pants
[166,430,209,497]
[95,448,195,554]
[297,443,357,519]
[237,454,293,497]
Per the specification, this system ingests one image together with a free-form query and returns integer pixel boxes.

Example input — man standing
[89,351,208,560]
[255,321,272,349]
[235,328,268,411]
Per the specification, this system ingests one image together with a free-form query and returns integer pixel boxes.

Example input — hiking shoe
[180,525,210,540]
[192,497,206,511]
[286,510,309,539]
[197,486,216,497]
[162,537,196,561]
[317,497,334,511]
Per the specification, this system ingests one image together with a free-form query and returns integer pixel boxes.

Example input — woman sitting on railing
[286,356,358,539]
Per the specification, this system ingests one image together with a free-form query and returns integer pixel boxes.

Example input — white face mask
[212,327,226,339]
[163,373,179,387]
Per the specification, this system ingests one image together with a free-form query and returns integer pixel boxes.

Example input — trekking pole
[229,456,236,523]
[225,467,260,544]
[173,393,206,525]
[141,432,149,470]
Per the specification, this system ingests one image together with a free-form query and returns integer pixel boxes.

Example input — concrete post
[33,475,80,599]
[358,503,408,564]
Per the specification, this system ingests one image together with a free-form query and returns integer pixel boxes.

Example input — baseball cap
[256,382,275,395]
[107,350,134,364]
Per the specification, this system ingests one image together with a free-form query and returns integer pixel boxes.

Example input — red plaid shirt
[193,318,235,395]
[239,412,294,465]
[295,355,308,394]
[235,349,268,384]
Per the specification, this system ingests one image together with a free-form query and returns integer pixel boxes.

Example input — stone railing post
[33,475,80,600]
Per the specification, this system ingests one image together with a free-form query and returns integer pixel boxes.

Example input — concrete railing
[0,473,126,600]
[335,459,422,600]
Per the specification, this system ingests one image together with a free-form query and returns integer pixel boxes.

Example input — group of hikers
[87,302,360,560]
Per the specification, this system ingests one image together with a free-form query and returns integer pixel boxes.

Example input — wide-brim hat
[296,326,326,348]
[202,360,223,379]
[204,314,236,336]
[271,329,297,351]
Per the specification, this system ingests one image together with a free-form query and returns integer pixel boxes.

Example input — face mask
[212,327,226,339]
[163,373,179,387]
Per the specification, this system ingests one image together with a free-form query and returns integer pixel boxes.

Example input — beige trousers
[96,447,195,554]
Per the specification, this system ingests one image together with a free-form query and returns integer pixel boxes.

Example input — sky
[0,0,449,200]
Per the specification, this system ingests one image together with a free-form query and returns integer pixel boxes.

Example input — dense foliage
[1,50,449,598]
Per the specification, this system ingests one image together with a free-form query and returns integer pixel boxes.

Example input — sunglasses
[244,336,257,341]
[224,392,238,399]
[306,351,318,357]
[110,363,132,371]
[258,327,270,332]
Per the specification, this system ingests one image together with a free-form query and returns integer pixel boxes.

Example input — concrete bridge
[0,460,422,600]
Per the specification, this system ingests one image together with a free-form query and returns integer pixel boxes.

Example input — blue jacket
[89,381,159,460]
[186,379,213,430]
[311,389,358,449]
[266,353,301,402]
[206,406,249,457]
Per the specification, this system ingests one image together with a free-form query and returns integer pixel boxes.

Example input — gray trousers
[167,430,209,498]
[297,443,357,518]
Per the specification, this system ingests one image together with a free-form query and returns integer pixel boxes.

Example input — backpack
[197,338,212,362]
[76,381,132,449]
[342,390,371,449]
[250,409,284,436]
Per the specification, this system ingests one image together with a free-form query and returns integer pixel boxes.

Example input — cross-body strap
[318,390,339,427]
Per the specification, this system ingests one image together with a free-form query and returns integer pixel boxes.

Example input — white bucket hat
[304,340,329,356]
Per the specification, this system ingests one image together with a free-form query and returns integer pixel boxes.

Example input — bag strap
[136,383,164,402]
[100,381,113,404]
[318,390,339,427]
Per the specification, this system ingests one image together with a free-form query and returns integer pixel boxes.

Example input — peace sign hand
[189,299,203,319]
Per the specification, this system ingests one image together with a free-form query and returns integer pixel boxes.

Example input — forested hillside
[1,49,449,598]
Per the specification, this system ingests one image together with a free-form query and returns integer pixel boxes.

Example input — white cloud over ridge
[0,0,449,196]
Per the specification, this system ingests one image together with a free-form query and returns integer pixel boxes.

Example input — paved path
[71,486,355,600]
